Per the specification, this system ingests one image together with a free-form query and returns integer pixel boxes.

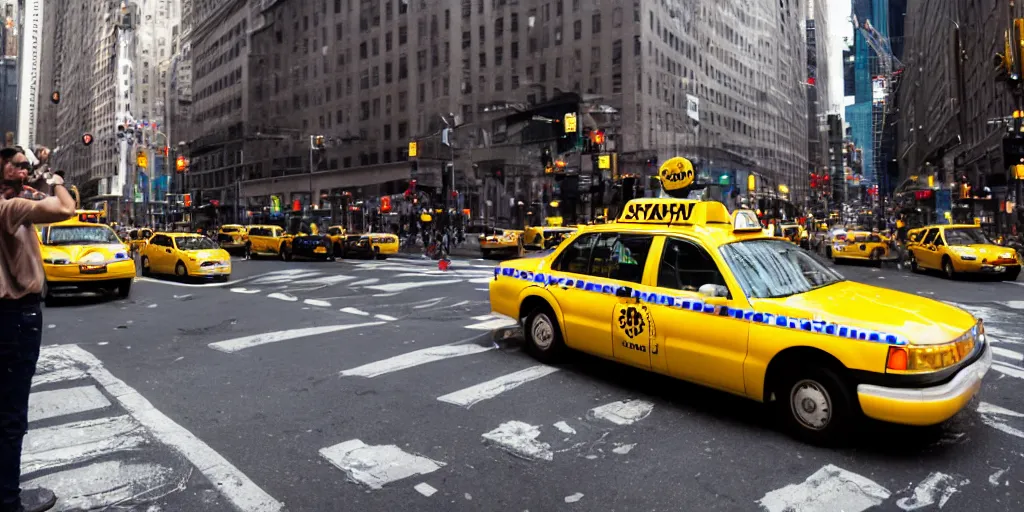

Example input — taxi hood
[752,281,976,345]
[948,244,1017,259]
[42,244,128,262]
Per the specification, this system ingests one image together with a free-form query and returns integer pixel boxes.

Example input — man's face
[2,153,31,186]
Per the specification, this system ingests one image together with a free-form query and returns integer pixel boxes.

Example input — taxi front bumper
[857,342,992,426]
[45,260,137,283]
[190,263,232,276]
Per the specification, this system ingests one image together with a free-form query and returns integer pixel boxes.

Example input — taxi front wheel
[776,367,855,446]
[524,306,567,363]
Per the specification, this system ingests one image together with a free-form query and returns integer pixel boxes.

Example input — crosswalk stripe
[363,279,464,292]
[304,299,332,307]
[339,344,494,378]
[24,460,175,511]
[340,307,370,316]
[31,368,88,388]
[267,292,298,302]
[437,365,560,408]
[465,318,518,330]
[22,415,147,474]
[349,278,380,286]
[993,346,1024,362]
[29,385,111,423]
[209,322,386,353]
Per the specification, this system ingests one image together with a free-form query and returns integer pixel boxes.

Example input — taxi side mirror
[698,284,729,299]
[615,286,633,298]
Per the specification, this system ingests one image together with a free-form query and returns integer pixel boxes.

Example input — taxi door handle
[165,249,172,253]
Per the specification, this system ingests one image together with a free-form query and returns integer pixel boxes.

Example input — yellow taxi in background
[140,232,231,280]
[830,230,889,265]
[127,228,154,254]
[39,219,136,301]
[479,228,524,258]
[341,232,399,259]
[908,224,1021,280]
[523,226,578,251]
[324,225,347,257]
[216,224,248,252]
[489,198,992,444]
[244,224,289,259]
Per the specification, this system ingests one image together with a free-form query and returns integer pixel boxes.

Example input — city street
[26,255,1024,511]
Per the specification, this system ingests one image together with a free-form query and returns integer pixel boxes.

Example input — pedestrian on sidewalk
[1,147,78,512]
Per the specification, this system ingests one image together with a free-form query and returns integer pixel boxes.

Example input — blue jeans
[0,297,42,510]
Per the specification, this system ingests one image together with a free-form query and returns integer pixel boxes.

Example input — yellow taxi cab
[140,232,231,280]
[216,224,248,252]
[324,225,347,256]
[488,198,992,444]
[38,218,136,301]
[341,232,400,259]
[830,230,890,265]
[127,228,154,254]
[908,224,1021,280]
[523,226,578,251]
[779,223,809,249]
[244,224,289,259]
[479,228,525,258]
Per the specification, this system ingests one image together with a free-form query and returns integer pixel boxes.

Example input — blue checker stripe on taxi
[495,267,909,346]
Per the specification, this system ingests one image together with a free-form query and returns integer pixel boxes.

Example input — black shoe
[20,489,56,512]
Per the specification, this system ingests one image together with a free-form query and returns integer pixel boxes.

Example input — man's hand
[45,173,64,187]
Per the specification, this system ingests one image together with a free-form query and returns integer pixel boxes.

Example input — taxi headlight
[959,255,977,260]
[886,325,979,372]
[43,257,70,265]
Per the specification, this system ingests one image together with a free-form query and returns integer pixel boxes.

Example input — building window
[574,20,582,39]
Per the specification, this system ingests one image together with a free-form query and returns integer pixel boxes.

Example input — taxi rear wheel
[115,279,132,298]
[777,367,855,446]
[909,252,920,272]
[140,256,151,276]
[524,306,567,363]
[175,261,188,277]
[942,257,957,279]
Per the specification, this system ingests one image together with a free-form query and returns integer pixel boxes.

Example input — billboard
[872,77,886,105]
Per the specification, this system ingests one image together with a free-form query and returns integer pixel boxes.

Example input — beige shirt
[0,197,45,299]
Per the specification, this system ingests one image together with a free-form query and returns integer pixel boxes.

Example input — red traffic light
[175,155,187,172]
[81,133,93,146]
[380,196,392,212]
[591,130,605,145]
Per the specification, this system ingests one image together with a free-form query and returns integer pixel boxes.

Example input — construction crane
[854,16,904,78]
[852,15,903,198]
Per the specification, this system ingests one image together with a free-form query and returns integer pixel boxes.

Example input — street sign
[597,154,611,169]
[408,141,418,157]
[564,113,577,133]
[136,150,148,169]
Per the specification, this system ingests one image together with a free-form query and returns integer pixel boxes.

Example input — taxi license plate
[314,246,327,253]
[79,264,107,274]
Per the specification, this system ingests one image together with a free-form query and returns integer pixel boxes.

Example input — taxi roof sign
[732,209,762,232]
[617,198,731,226]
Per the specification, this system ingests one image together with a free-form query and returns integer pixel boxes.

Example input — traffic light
[492,166,505,183]
[183,193,192,207]
[51,91,60,104]
[380,196,392,213]
[591,130,605,146]
[81,133,93,146]
[540,147,552,167]
[314,135,326,149]
[175,155,187,172]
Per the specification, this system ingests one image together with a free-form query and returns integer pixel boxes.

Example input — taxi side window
[328,227,342,236]
[868,234,881,243]
[151,235,170,247]
[657,238,728,292]
[588,233,653,283]
[922,228,939,246]
[554,233,599,275]
[934,232,945,246]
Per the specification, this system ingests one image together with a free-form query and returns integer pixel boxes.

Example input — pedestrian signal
[81,133,93,146]
[175,155,187,172]
[51,91,60,104]
[183,194,192,207]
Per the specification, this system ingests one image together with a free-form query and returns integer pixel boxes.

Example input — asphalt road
[26,252,1024,511]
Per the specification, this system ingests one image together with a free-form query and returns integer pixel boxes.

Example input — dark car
[285,234,335,261]
[341,234,376,259]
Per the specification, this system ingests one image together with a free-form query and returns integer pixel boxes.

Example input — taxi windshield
[944,228,990,246]
[719,239,843,299]
[220,226,242,233]
[46,226,121,245]
[175,237,218,251]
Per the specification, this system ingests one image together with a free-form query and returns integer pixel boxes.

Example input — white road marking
[319,439,444,489]
[209,323,386,353]
[414,482,438,497]
[475,288,489,291]
[612,443,635,455]
[28,385,111,422]
[1004,300,1024,309]
[896,472,967,510]
[49,345,284,511]
[339,344,494,378]
[977,401,1024,439]
[266,292,298,302]
[251,270,321,284]
[303,299,332,307]
[564,492,584,503]
[363,279,464,292]
[991,361,1024,379]
[24,460,176,511]
[374,314,398,321]
[230,287,262,294]
[348,278,380,286]
[588,399,655,425]
[136,277,236,288]
[413,297,445,309]
[471,315,494,321]
[437,365,559,408]
[464,317,519,330]
[340,307,370,316]
[469,277,492,283]
[989,468,1008,486]
[372,292,400,297]
[758,464,891,512]
[31,368,88,387]
[481,421,553,461]
[22,415,146,474]
[553,421,576,435]
[993,346,1024,362]
[294,275,355,285]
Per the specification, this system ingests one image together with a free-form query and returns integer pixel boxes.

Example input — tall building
[806,0,835,207]
[845,0,892,189]
[899,0,1022,231]
[186,0,809,223]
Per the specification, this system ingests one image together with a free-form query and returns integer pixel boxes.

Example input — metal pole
[309,135,315,212]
